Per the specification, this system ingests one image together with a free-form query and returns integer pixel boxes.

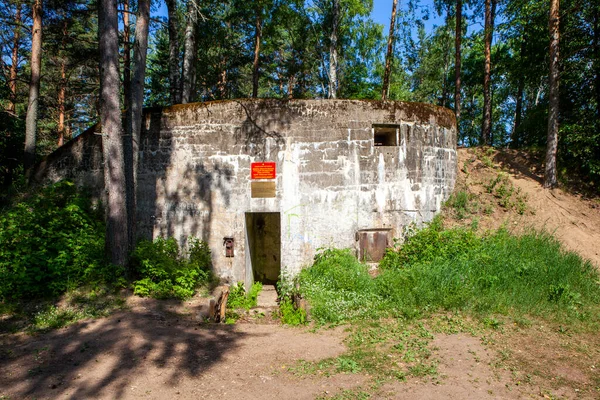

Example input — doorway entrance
[245,212,281,285]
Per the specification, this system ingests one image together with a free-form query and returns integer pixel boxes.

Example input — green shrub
[380,217,480,268]
[300,226,600,328]
[279,297,307,325]
[0,181,108,300]
[227,281,263,311]
[131,237,213,299]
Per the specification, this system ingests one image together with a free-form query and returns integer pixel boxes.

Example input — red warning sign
[251,162,276,180]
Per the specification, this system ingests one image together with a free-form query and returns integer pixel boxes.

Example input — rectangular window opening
[373,124,399,146]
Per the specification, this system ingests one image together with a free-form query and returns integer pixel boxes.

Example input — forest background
[1,0,598,198]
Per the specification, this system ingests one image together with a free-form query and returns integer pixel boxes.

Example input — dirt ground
[1,147,599,400]
[1,300,598,399]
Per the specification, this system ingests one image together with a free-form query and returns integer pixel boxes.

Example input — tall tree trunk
[252,14,262,98]
[8,4,21,115]
[594,6,600,118]
[124,0,150,253]
[58,61,66,147]
[328,0,339,99]
[454,0,462,121]
[166,0,181,104]
[382,0,398,101]
[122,0,131,116]
[440,14,451,108]
[287,74,296,99]
[24,0,42,178]
[481,0,495,145]
[218,65,228,99]
[58,18,68,147]
[511,35,526,148]
[544,0,560,188]
[181,0,198,103]
[99,0,129,268]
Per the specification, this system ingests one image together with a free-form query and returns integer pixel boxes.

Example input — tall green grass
[299,222,600,328]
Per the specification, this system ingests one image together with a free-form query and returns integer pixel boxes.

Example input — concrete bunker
[33,99,458,286]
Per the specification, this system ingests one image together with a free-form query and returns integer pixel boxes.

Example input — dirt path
[2,304,583,400]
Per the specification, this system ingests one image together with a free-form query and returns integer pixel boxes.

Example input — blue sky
[154,0,448,37]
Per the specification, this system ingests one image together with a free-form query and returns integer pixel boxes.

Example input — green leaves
[0,181,106,300]
[131,236,214,300]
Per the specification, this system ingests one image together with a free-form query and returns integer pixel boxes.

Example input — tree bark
[58,60,66,147]
[252,14,262,98]
[99,0,129,268]
[24,0,43,178]
[328,0,339,99]
[544,0,560,188]
[8,3,21,115]
[454,0,462,121]
[594,6,600,118]
[382,0,398,101]
[511,35,526,148]
[124,0,151,253]
[181,0,198,103]
[122,0,131,115]
[440,13,451,108]
[481,0,495,146]
[58,18,68,148]
[166,0,181,104]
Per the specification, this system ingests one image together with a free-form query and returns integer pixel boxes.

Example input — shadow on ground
[0,308,256,399]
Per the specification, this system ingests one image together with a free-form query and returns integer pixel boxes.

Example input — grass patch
[289,319,442,381]
[1,285,126,334]
[299,219,600,329]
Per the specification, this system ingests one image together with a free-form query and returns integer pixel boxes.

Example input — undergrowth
[225,282,263,322]
[0,181,114,301]
[299,217,600,329]
[131,237,215,300]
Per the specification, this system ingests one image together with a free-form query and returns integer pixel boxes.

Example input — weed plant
[227,281,263,310]
[279,297,307,325]
[131,237,215,299]
[299,219,600,329]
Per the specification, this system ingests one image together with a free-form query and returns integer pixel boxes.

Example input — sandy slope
[451,147,600,268]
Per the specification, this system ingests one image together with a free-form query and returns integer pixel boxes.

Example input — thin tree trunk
[511,36,526,148]
[328,0,339,99]
[287,74,296,99]
[122,0,131,115]
[58,61,66,147]
[594,6,600,118]
[8,4,21,115]
[99,0,129,268]
[181,0,198,103]
[544,0,560,188]
[58,18,68,147]
[218,66,227,99]
[125,0,150,253]
[454,0,462,121]
[24,0,42,178]
[252,14,262,98]
[440,16,451,108]
[481,0,495,145]
[382,0,398,101]
[166,0,181,104]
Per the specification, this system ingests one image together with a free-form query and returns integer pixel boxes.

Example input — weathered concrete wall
[34,99,457,284]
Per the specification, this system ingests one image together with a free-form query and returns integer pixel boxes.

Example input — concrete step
[256,284,278,308]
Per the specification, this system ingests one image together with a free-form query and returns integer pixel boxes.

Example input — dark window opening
[373,124,399,146]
